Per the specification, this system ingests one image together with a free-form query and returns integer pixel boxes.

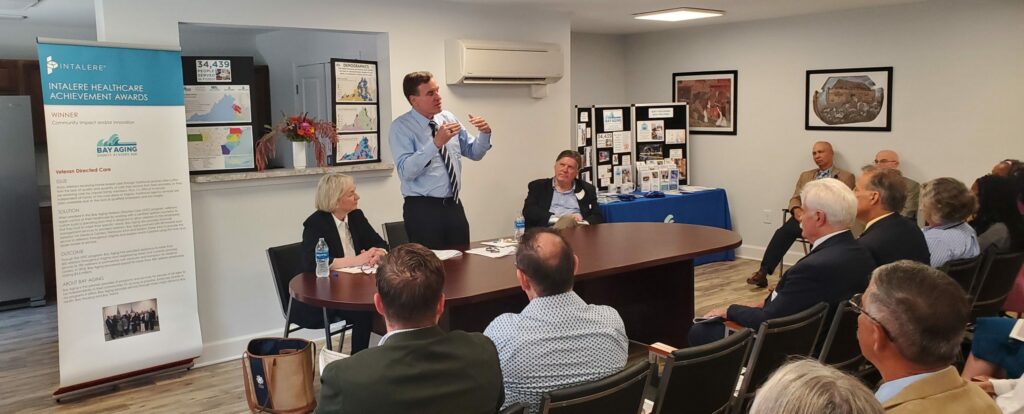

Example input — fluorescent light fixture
[0,14,27,20]
[633,7,724,22]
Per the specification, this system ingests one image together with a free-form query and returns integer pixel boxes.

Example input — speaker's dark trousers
[403,196,470,249]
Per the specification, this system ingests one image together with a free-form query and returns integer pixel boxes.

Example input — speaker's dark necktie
[429,120,460,203]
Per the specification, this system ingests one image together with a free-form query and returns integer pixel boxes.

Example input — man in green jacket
[315,243,504,414]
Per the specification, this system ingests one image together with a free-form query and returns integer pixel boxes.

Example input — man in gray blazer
[315,243,503,414]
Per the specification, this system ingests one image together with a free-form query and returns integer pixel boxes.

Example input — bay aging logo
[96,134,138,156]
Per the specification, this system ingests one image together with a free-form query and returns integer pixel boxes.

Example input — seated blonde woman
[750,359,883,414]
[920,177,980,267]
[301,173,388,353]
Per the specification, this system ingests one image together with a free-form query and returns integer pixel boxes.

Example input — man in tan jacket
[856,261,999,413]
[747,141,855,287]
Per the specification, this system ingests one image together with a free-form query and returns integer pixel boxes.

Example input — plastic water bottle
[315,238,330,278]
[513,216,526,242]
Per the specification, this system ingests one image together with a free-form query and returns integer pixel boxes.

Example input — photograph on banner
[333,60,378,103]
[186,125,255,171]
[184,84,252,124]
[103,299,160,341]
[636,120,665,142]
[673,70,737,135]
[196,59,232,82]
[666,129,687,145]
[335,104,378,133]
[612,131,631,153]
[637,143,663,162]
[336,133,379,164]
[596,132,613,148]
[602,108,624,132]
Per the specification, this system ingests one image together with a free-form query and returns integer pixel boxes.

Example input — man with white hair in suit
[691,178,876,345]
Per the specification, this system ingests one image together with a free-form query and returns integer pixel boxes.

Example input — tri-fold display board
[574,103,690,192]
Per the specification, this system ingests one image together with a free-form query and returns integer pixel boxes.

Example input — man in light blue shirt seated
[484,228,627,414]
[856,261,998,413]
[389,71,492,249]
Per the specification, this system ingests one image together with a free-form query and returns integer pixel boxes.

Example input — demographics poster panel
[37,39,202,393]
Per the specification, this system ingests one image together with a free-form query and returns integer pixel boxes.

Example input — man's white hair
[800,178,857,228]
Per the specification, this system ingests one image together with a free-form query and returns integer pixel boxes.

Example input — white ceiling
[4,0,927,34]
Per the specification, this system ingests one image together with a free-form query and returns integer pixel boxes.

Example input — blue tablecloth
[598,189,735,265]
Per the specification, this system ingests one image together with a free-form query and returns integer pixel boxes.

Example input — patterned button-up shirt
[484,291,628,414]
[924,221,980,267]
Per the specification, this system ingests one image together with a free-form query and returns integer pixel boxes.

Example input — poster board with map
[181,56,256,173]
[331,58,380,165]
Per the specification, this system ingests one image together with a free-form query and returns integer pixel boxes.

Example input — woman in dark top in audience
[301,173,388,353]
[971,174,1024,252]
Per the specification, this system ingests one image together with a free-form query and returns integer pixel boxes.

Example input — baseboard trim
[735,244,807,272]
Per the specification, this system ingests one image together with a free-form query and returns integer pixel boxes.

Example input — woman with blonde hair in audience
[750,359,883,414]
[920,177,980,267]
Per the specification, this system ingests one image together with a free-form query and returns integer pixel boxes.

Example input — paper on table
[481,239,517,248]
[338,265,377,274]
[465,246,516,258]
[432,250,463,260]
[679,185,715,192]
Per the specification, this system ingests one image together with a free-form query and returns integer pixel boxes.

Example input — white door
[293,63,331,166]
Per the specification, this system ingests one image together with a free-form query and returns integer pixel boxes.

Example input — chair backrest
[738,302,829,403]
[940,253,985,299]
[499,403,528,414]
[383,221,409,247]
[539,360,651,414]
[652,328,753,414]
[817,301,865,373]
[267,242,326,329]
[973,248,1024,318]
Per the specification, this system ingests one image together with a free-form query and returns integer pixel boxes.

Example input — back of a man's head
[801,178,858,229]
[867,260,969,368]
[860,166,908,214]
[376,243,445,327]
[515,228,575,297]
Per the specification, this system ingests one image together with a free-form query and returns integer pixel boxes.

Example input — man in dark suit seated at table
[315,243,504,414]
[855,166,930,266]
[523,150,603,229]
[690,178,875,346]
[747,141,856,288]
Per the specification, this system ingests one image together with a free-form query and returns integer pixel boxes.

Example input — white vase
[292,141,308,169]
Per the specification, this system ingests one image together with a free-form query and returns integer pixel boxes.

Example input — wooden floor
[0,258,768,413]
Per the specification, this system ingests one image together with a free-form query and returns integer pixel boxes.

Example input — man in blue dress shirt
[390,71,493,248]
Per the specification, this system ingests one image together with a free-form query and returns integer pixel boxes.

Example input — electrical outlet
[762,209,773,224]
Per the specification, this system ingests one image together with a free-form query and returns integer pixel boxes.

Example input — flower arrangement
[254,113,338,170]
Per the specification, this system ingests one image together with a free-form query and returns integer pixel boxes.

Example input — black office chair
[538,360,651,414]
[267,242,351,351]
[972,248,1024,319]
[817,301,875,380]
[940,252,987,302]
[736,302,829,410]
[650,328,753,414]
[382,221,409,247]
[499,403,527,414]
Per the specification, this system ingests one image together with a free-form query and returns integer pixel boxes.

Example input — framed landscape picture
[672,70,737,135]
[806,66,892,131]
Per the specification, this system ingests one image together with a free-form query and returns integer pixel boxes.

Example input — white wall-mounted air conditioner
[445,39,563,86]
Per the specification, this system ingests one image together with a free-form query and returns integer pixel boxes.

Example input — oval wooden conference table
[290,222,741,347]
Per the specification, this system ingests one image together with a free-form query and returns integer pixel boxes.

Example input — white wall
[0,22,95,59]
[97,0,571,364]
[624,0,1024,263]
[570,33,627,108]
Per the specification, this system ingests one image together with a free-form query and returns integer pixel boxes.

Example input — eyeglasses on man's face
[849,293,894,341]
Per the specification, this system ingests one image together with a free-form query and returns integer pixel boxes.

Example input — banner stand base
[53,358,196,403]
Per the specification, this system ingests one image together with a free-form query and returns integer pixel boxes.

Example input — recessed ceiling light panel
[633,7,724,22]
